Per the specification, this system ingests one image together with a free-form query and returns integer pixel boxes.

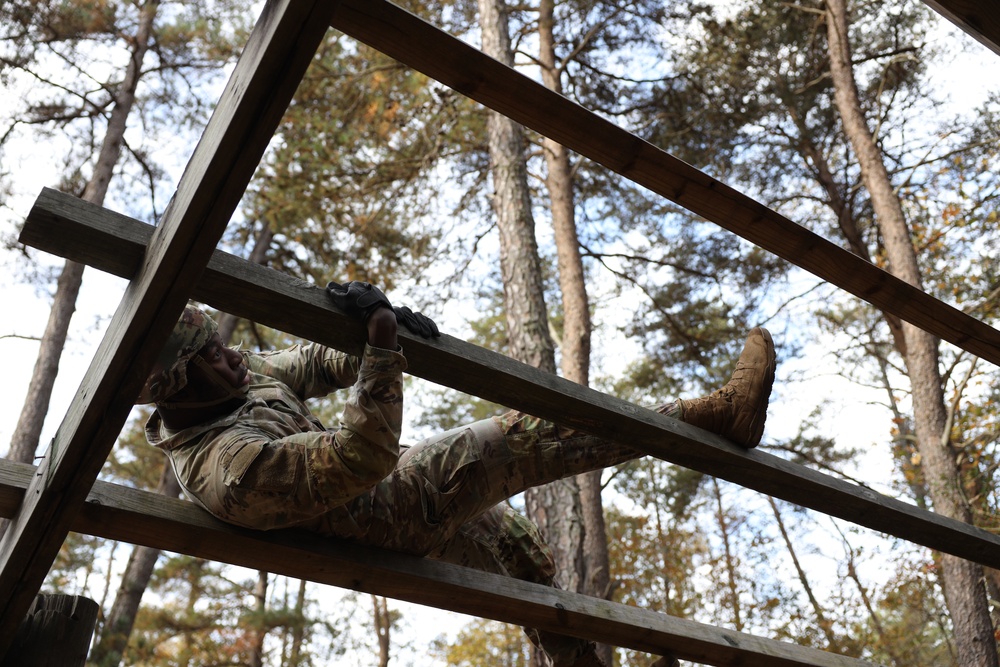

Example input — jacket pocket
[221,441,265,487]
[227,442,303,494]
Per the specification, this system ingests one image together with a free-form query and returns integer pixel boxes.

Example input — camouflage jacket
[145,343,406,529]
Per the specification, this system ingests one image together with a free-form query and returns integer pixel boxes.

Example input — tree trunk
[710,479,742,632]
[372,595,391,667]
[537,3,612,663]
[825,1,997,664]
[790,114,908,355]
[477,4,584,663]
[249,571,268,667]
[837,524,907,665]
[88,463,182,667]
[288,579,307,667]
[477,0,556,376]
[768,497,840,651]
[4,0,159,511]
[5,261,84,468]
[537,0,590,388]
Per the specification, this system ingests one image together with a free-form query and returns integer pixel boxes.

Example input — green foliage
[432,618,532,667]
[239,30,464,288]
[46,532,106,593]
[125,557,259,665]
[612,220,787,400]
[858,552,958,666]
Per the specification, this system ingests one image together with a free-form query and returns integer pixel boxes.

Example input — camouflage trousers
[303,402,680,666]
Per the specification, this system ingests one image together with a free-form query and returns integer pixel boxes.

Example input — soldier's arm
[185,342,406,530]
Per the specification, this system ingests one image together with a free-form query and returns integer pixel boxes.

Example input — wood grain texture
[0,0,338,654]
[327,0,1000,369]
[19,190,1000,575]
[0,458,876,667]
[922,0,1000,55]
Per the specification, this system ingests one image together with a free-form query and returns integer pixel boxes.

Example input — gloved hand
[326,281,392,321]
[393,306,440,338]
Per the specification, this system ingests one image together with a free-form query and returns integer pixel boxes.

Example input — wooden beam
[19,189,1000,575]
[0,0,338,654]
[326,0,1000,369]
[0,459,875,667]
[922,0,1000,56]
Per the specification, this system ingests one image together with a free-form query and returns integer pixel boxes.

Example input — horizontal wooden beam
[922,0,1000,56]
[327,0,1000,370]
[0,0,339,655]
[20,188,1000,577]
[0,458,874,667]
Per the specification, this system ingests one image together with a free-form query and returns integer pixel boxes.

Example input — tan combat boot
[677,327,776,449]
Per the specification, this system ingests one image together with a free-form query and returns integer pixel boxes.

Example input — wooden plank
[0,0,339,654]
[326,0,1000,369]
[922,0,1000,56]
[0,459,875,667]
[19,190,1000,575]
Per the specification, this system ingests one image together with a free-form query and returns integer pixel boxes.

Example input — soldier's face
[193,333,250,394]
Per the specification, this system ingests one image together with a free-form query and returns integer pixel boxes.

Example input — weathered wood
[19,190,1000,574]
[0,459,876,667]
[326,0,1000,370]
[5,594,99,667]
[0,0,339,655]
[922,0,1000,56]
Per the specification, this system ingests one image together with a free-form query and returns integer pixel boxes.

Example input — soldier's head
[136,304,250,408]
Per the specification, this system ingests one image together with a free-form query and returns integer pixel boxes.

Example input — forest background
[0,0,998,665]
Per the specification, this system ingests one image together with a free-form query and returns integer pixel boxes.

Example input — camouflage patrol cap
[136,305,218,404]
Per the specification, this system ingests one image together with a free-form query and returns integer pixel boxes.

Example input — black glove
[326,281,392,321]
[393,306,440,338]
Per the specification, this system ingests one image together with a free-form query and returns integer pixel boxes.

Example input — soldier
[138,282,776,667]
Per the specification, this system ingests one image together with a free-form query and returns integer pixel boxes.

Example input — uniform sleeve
[245,342,362,400]
[183,344,407,531]
[305,343,406,506]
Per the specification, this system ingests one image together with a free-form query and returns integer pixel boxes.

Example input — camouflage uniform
[144,331,679,665]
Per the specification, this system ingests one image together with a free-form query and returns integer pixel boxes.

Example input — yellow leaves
[362,99,402,139]
[940,202,962,223]
[910,451,921,466]
[369,69,387,89]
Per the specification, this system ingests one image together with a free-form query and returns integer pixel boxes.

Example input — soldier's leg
[315,328,774,552]
[426,503,604,667]
[344,405,656,554]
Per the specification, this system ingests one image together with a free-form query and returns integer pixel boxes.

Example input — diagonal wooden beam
[327,0,1000,369]
[0,0,339,653]
[922,0,1000,56]
[19,189,1000,575]
[0,458,876,667]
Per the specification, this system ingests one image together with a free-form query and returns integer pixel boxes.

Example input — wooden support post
[5,595,99,667]
[0,0,339,654]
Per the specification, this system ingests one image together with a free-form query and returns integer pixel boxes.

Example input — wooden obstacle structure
[2,1,998,665]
